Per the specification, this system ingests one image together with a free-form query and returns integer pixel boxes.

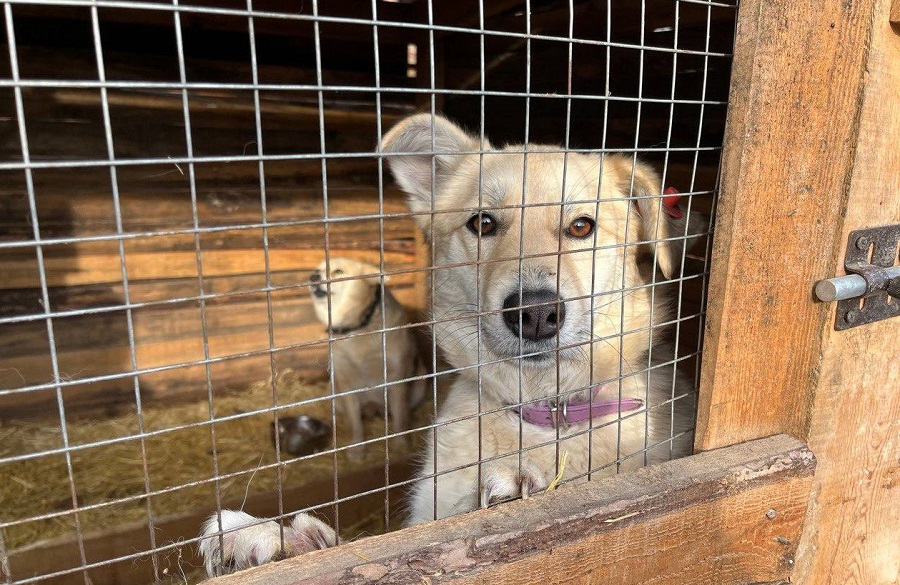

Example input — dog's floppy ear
[609,155,675,279]
[380,114,482,229]
[662,192,710,265]
[347,259,391,285]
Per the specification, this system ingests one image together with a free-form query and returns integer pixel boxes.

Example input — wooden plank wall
[696,1,899,584]
[1,0,735,421]
[0,2,424,419]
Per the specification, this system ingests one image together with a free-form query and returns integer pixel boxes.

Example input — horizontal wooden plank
[13,98,398,155]
[0,282,423,419]
[1,173,713,243]
[2,184,412,241]
[7,457,417,585]
[0,327,317,413]
[10,1,423,48]
[0,267,422,314]
[206,434,816,585]
[3,227,417,259]
[3,280,420,355]
[0,248,416,290]
[0,356,329,421]
[51,89,405,128]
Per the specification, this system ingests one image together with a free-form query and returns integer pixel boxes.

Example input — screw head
[845,309,859,324]
[855,236,870,250]
[887,278,900,300]
[766,508,778,520]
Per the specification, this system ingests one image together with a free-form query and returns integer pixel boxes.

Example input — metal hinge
[814,223,900,330]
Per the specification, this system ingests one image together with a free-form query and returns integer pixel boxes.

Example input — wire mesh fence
[0,0,736,582]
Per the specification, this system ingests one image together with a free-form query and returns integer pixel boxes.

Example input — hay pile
[0,369,423,552]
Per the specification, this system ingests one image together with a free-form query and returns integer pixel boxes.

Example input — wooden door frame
[203,0,899,583]
[696,0,899,583]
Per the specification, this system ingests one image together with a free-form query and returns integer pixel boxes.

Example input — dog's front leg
[479,459,549,508]
[447,459,549,516]
[338,391,366,461]
[198,510,336,577]
[407,458,550,525]
[388,382,412,448]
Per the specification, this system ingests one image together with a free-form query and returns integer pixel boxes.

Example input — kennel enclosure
[1,0,898,584]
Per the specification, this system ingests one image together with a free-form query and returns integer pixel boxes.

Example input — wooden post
[792,1,900,582]
[696,0,900,583]
[695,0,881,449]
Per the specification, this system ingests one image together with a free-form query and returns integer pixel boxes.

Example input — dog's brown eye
[567,217,595,238]
[333,269,344,276]
[467,213,497,236]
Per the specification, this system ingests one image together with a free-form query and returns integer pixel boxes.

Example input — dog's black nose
[502,289,566,341]
[309,272,321,283]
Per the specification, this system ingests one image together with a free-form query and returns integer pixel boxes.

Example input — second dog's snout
[502,290,566,341]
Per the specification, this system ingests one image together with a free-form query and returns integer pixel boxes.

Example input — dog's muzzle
[308,272,329,298]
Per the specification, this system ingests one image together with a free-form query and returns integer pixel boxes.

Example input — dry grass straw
[0,368,421,553]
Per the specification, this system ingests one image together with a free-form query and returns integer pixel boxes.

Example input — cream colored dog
[307,256,425,457]
[199,114,702,575]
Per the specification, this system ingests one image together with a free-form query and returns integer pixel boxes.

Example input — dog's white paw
[479,461,548,508]
[199,510,337,577]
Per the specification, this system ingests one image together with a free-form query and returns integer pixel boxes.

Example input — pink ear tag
[662,186,683,219]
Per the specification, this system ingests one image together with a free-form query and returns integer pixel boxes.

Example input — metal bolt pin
[855,236,870,250]
[813,266,900,302]
[845,309,859,324]
[766,508,777,520]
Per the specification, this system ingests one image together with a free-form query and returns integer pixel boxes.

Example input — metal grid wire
[0,0,737,582]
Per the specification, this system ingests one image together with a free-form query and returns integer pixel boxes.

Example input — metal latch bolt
[814,265,900,302]
[813,224,900,330]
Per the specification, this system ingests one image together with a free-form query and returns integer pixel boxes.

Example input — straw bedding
[0,369,424,555]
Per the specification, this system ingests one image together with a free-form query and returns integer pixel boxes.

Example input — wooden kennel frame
[4,0,725,581]
[2,0,896,583]
[202,0,900,583]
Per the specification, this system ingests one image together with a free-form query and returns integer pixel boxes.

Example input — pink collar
[512,385,644,429]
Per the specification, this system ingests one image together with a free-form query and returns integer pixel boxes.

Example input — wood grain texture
[1,186,412,240]
[205,435,815,585]
[0,280,421,420]
[697,0,898,582]
[0,247,416,290]
[792,0,900,582]
[695,0,879,450]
